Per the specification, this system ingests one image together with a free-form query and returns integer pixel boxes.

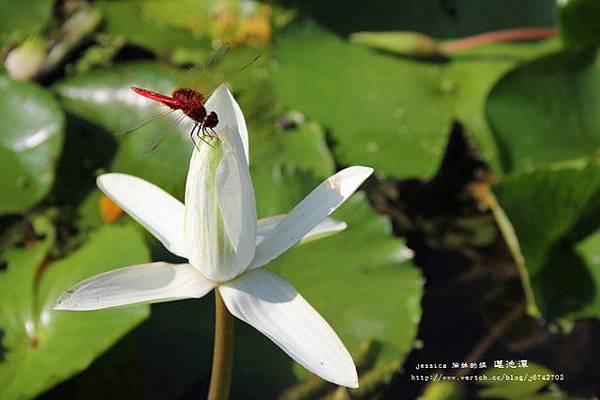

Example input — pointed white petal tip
[219,269,358,387]
[249,166,373,269]
[205,85,249,163]
[256,216,347,245]
[300,219,347,244]
[337,372,359,388]
[329,166,374,196]
[53,262,215,311]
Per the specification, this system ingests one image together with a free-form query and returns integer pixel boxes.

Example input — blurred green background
[1,0,599,399]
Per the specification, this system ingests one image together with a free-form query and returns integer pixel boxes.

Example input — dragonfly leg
[197,123,214,147]
[207,127,219,140]
[190,122,201,152]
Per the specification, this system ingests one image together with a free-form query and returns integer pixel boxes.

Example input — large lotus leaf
[273,23,441,178]
[486,49,600,173]
[273,23,558,177]
[560,0,600,48]
[494,161,600,320]
[438,44,557,175]
[0,223,150,399]
[0,76,64,214]
[40,195,423,399]
[0,0,52,35]
[283,0,556,37]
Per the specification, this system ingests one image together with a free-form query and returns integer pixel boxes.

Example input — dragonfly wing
[115,105,175,136]
[186,46,260,99]
[184,46,229,95]
[143,112,189,153]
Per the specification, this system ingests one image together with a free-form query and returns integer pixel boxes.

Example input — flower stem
[439,27,558,54]
[208,290,234,400]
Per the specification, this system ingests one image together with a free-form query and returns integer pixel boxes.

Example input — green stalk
[207,290,235,400]
[439,27,558,54]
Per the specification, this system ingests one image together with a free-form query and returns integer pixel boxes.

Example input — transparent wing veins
[143,112,188,153]
[115,105,175,136]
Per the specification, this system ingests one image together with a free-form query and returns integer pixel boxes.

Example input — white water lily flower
[54,86,373,388]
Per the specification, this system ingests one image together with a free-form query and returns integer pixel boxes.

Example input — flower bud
[4,36,48,80]
[184,129,256,282]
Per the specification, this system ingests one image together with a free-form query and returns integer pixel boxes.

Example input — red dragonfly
[117,48,259,152]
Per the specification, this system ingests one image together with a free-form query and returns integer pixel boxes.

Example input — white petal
[256,216,347,245]
[184,127,256,281]
[97,173,186,258]
[300,217,347,243]
[250,166,373,268]
[220,269,358,388]
[205,85,249,165]
[217,126,257,267]
[54,262,215,311]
